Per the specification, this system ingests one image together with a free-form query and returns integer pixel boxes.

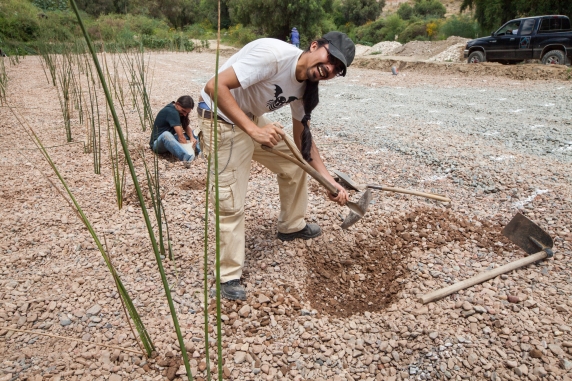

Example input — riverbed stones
[3,51,572,381]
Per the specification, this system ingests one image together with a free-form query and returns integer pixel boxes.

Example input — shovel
[261,135,372,229]
[419,212,554,304]
[334,170,451,203]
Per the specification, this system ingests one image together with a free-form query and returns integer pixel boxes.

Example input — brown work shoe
[277,223,322,242]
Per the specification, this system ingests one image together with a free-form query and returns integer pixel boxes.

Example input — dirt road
[1,52,571,381]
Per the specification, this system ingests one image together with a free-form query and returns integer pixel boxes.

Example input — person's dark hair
[300,38,329,162]
[172,95,194,129]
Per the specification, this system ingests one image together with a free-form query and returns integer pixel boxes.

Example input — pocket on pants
[210,170,237,213]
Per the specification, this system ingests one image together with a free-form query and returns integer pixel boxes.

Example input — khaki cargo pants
[197,113,308,283]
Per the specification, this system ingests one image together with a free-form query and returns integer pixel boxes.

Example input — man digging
[198,32,355,300]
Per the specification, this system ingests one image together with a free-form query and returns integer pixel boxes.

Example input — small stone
[467,352,478,366]
[529,349,543,358]
[560,359,572,370]
[412,306,428,315]
[507,295,520,303]
[548,344,565,356]
[515,364,528,376]
[258,294,271,304]
[533,367,547,378]
[166,366,177,380]
[506,360,518,369]
[109,375,122,381]
[238,305,251,318]
[429,332,439,340]
[234,351,247,364]
[59,317,72,326]
[86,304,102,316]
[473,305,487,313]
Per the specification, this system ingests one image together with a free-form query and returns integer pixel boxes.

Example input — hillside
[383,0,465,17]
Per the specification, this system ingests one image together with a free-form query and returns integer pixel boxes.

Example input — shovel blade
[341,189,372,229]
[501,213,553,255]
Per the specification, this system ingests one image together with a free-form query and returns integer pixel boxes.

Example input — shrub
[413,0,446,19]
[0,0,41,42]
[339,0,385,26]
[397,3,414,21]
[226,24,258,46]
[33,0,68,12]
[439,15,479,39]
[352,19,385,45]
[398,21,427,43]
[380,14,407,41]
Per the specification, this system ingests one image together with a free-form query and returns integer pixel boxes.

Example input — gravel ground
[1,52,572,381]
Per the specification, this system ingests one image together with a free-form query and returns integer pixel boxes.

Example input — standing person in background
[290,27,300,48]
[149,95,201,166]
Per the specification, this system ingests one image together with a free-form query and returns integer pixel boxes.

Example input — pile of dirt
[356,41,403,56]
[356,36,469,62]
[427,43,466,62]
[353,57,572,80]
[305,208,516,318]
[392,36,469,59]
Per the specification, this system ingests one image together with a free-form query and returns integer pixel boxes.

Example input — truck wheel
[542,50,565,65]
[468,51,485,64]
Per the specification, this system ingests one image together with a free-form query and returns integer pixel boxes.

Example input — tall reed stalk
[84,56,102,174]
[54,52,75,142]
[69,1,193,378]
[201,1,225,378]
[103,52,128,208]
[120,48,154,132]
[0,58,7,105]
[9,105,154,357]
[141,151,174,262]
[37,43,57,86]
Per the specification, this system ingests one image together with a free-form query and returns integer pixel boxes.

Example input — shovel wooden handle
[367,185,451,203]
[418,250,547,304]
[261,145,339,196]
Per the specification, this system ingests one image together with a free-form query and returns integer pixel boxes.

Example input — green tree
[397,2,414,20]
[461,0,572,32]
[413,0,446,19]
[228,0,332,41]
[197,0,231,29]
[339,0,385,26]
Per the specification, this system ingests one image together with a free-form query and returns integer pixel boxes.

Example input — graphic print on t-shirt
[267,85,299,111]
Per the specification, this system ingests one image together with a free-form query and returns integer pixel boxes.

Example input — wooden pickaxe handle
[366,185,451,203]
[261,145,339,196]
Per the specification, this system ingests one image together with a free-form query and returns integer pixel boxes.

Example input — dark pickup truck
[464,15,572,65]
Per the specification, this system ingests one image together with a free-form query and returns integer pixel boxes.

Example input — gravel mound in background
[393,36,469,59]
[357,36,470,62]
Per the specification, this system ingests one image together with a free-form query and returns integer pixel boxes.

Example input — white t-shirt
[200,38,306,123]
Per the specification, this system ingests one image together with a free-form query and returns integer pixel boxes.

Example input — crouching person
[149,95,201,165]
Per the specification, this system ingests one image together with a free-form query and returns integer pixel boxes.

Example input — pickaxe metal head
[341,189,372,229]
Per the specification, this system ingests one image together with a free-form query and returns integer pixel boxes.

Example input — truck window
[539,17,571,33]
[520,19,535,35]
[497,20,521,35]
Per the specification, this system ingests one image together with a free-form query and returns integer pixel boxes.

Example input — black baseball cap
[322,31,355,77]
